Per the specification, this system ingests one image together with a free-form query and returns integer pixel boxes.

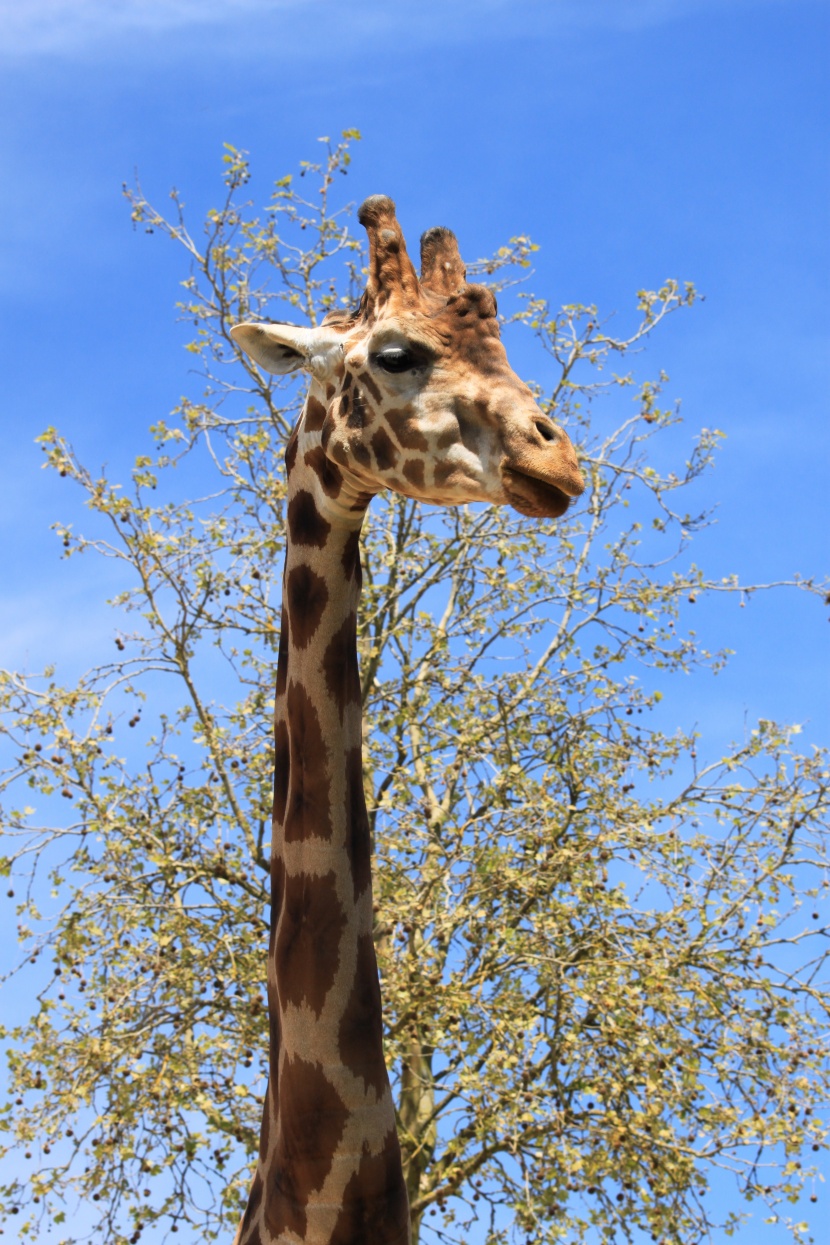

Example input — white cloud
[0,0,302,55]
[0,0,793,59]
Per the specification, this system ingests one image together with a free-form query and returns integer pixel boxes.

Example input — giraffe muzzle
[501,430,585,518]
[501,466,579,518]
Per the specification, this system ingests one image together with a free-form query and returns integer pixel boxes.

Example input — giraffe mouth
[501,467,574,519]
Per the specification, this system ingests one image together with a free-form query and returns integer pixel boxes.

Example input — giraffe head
[232,195,585,518]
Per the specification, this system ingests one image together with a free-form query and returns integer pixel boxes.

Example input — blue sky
[2,0,828,739]
[1,0,828,1239]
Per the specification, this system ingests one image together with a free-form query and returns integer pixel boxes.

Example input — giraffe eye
[374,346,416,374]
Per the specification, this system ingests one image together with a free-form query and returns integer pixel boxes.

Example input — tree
[1,134,827,1245]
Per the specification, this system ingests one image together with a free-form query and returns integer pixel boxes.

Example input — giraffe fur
[230,196,584,1245]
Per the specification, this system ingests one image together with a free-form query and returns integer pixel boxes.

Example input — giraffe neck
[238,393,411,1245]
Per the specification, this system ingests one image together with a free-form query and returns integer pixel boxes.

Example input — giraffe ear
[230,322,341,376]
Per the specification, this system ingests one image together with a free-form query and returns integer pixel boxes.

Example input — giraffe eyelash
[371,343,434,375]
[373,347,416,373]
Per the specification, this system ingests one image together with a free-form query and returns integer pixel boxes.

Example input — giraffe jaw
[500,466,577,519]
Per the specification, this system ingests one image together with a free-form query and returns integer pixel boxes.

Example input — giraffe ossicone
[230,196,584,1245]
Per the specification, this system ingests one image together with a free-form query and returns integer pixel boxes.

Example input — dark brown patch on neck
[287,490,332,548]
[304,446,343,499]
[284,681,333,842]
[266,1055,351,1240]
[276,622,289,697]
[305,395,327,432]
[344,745,372,901]
[342,529,362,582]
[338,932,391,1097]
[236,1170,264,1245]
[276,868,346,1014]
[286,565,329,649]
[329,1140,412,1245]
[285,428,299,475]
[322,614,361,722]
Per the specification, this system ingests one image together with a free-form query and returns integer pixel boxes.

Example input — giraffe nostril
[534,418,557,443]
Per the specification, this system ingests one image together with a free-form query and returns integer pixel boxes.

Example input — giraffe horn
[357,194,421,308]
[419,226,466,295]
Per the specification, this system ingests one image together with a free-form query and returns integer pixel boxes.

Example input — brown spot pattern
[259,1084,272,1161]
[357,369,382,403]
[329,1141,411,1245]
[284,681,333,842]
[402,458,425,489]
[326,435,349,468]
[285,429,299,475]
[238,1170,264,1245]
[305,395,327,432]
[390,408,429,452]
[304,446,343,499]
[242,204,572,1242]
[286,564,329,649]
[275,622,289,697]
[338,933,389,1097]
[322,614,361,721]
[276,868,345,1014]
[288,490,331,549]
[433,460,454,488]
[371,426,399,471]
[342,529,362,581]
[344,745,372,900]
[266,1056,350,1241]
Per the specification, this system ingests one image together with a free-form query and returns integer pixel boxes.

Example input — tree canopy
[1,135,828,1245]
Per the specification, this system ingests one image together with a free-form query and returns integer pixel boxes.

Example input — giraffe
[229,195,585,1245]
